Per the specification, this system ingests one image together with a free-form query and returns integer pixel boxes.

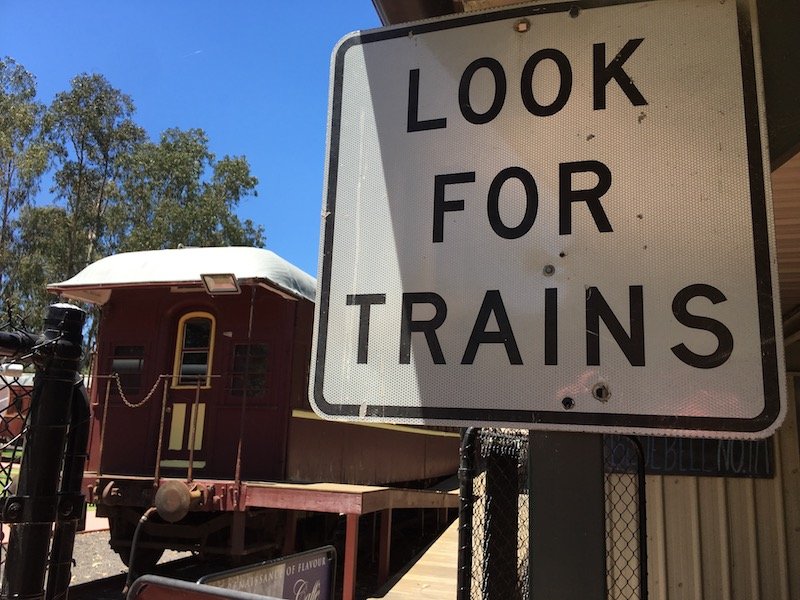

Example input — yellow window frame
[172,311,216,389]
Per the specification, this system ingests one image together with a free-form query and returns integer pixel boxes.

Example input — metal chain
[113,373,164,409]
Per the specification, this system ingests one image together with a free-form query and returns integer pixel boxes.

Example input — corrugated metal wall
[643,376,800,600]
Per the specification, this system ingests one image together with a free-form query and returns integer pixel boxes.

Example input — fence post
[0,303,86,600]
[46,380,91,599]
[630,436,648,600]
[457,428,477,600]
[529,432,607,599]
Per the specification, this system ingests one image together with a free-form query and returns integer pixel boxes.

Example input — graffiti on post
[605,435,773,478]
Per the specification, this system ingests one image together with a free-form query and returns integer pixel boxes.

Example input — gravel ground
[70,531,127,583]
[70,530,191,585]
[1,511,452,598]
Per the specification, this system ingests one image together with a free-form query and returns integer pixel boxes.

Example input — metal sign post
[312,0,784,439]
[529,432,606,599]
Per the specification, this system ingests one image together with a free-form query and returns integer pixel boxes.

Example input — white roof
[48,247,316,305]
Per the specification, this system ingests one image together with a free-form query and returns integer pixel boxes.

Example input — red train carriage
[48,247,459,575]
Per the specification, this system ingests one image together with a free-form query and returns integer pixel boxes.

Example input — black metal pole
[457,428,477,600]
[630,436,648,600]
[46,378,91,600]
[528,432,607,600]
[0,331,38,357]
[1,303,85,600]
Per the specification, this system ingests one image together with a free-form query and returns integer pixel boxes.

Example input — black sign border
[313,0,783,436]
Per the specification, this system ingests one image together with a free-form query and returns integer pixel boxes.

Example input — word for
[433,161,611,243]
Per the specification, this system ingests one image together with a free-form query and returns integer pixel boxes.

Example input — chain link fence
[604,435,648,600]
[458,429,646,600]
[0,319,37,572]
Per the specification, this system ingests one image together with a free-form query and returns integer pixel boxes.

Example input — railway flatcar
[48,246,460,572]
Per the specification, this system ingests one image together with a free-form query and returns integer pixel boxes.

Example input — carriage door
[161,311,215,473]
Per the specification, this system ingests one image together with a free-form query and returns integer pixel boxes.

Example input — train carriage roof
[48,247,316,305]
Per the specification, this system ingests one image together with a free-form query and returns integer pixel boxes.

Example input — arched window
[172,312,216,388]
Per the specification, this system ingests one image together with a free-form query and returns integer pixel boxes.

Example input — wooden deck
[371,519,459,599]
[243,481,459,600]
[244,481,458,514]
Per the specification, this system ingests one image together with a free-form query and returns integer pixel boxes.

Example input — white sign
[311,0,785,438]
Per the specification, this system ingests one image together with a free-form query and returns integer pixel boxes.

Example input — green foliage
[115,128,263,251]
[44,73,146,275]
[8,206,71,317]
[0,58,266,337]
[0,57,50,310]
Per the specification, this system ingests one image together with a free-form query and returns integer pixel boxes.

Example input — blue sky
[0,1,381,276]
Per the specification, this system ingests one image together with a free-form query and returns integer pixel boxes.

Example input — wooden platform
[244,480,458,514]
[371,519,459,599]
[243,481,458,600]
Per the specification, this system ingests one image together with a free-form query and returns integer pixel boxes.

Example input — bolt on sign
[311,0,786,438]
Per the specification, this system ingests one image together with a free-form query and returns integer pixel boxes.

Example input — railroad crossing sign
[311,0,786,438]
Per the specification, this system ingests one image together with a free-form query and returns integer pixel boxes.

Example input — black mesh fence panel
[0,319,36,573]
[604,435,648,599]
[465,430,529,600]
[459,430,646,600]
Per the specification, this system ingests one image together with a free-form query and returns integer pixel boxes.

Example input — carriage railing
[94,373,169,483]
[94,372,250,488]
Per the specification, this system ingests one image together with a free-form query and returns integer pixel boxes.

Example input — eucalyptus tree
[44,73,146,277]
[0,57,50,306]
[4,67,266,339]
[10,206,71,319]
[115,127,264,252]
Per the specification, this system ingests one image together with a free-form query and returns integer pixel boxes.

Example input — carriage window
[230,344,269,398]
[172,313,215,388]
[111,345,144,394]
